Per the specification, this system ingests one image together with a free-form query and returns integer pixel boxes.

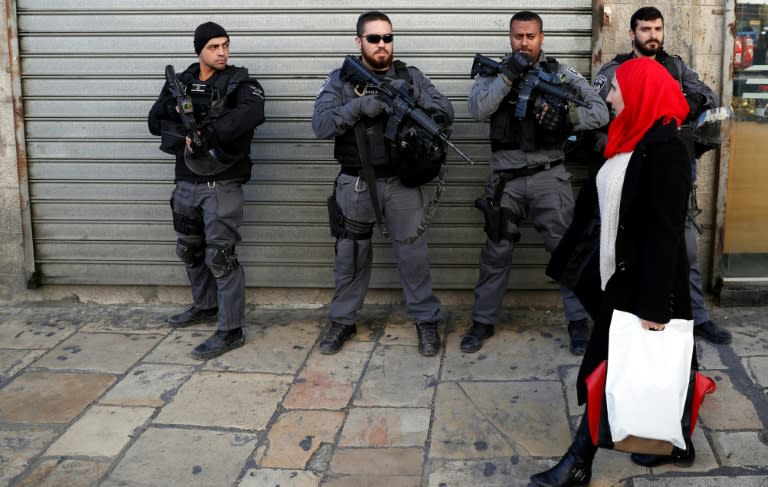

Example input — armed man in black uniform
[148,22,265,360]
[312,11,454,356]
[592,7,732,348]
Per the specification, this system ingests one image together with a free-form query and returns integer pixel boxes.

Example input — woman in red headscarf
[532,57,693,487]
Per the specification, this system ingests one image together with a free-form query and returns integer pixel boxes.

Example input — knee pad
[205,244,239,278]
[176,239,205,267]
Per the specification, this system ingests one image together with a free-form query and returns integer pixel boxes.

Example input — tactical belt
[340,165,398,179]
[494,159,563,180]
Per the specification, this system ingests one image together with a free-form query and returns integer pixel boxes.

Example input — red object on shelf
[743,36,754,68]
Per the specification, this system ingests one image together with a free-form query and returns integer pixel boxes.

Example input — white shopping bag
[605,309,694,450]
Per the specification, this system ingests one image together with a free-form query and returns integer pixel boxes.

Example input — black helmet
[692,107,733,147]
[183,145,238,176]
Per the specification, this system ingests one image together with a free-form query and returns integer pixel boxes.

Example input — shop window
[723,1,768,279]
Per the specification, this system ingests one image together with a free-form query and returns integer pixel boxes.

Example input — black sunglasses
[360,34,394,44]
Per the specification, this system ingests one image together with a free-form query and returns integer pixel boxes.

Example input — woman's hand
[641,319,665,331]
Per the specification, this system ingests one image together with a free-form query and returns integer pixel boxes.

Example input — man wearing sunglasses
[462,10,608,354]
[312,10,454,356]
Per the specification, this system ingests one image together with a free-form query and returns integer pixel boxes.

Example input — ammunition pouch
[394,119,447,187]
[160,120,186,156]
[490,99,522,152]
[205,244,239,278]
[490,101,559,153]
[474,197,521,243]
[362,120,391,168]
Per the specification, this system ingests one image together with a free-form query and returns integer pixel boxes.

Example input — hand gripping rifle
[341,55,475,165]
[165,65,204,152]
[471,53,591,119]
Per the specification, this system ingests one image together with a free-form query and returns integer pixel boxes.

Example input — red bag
[585,360,716,453]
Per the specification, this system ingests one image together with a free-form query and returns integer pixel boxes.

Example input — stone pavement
[0,301,766,486]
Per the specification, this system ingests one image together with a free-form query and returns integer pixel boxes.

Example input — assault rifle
[471,53,591,119]
[165,65,204,152]
[340,55,475,165]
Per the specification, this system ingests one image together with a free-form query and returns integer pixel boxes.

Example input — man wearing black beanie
[194,21,229,55]
[148,22,265,360]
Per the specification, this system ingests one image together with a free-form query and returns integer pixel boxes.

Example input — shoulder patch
[249,83,265,100]
[593,74,608,90]
[315,76,330,99]
[566,65,584,79]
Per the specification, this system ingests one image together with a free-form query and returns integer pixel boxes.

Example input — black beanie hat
[194,22,229,55]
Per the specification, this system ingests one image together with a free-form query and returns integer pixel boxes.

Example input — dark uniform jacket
[594,50,718,121]
[148,63,265,183]
[548,120,693,404]
[312,59,454,167]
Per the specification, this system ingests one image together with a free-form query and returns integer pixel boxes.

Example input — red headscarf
[603,57,690,159]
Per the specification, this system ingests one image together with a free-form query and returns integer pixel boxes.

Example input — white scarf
[596,151,632,290]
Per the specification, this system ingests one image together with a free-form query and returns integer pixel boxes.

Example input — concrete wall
[0,0,29,300]
[592,0,726,292]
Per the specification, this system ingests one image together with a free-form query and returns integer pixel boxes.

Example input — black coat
[148,63,266,183]
[549,120,693,404]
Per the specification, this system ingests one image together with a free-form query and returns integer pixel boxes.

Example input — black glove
[425,107,449,128]
[342,95,388,122]
[500,52,532,81]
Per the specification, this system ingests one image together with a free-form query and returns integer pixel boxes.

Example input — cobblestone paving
[0,302,766,486]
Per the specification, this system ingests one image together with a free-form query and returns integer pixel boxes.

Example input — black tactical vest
[179,66,248,124]
[489,57,567,152]
[333,60,413,169]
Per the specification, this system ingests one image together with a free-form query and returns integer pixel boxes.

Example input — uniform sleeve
[205,78,266,144]
[592,61,618,100]
[147,82,179,136]
[311,70,352,139]
[563,65,609,131]
[679,61,719,110]
[410,67,455,124]
[467,74,511,121]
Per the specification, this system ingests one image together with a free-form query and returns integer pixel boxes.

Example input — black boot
[568,319,590,355]
[191,328,245,360]
[531,417,596,487]
[693,320,732,345]
[318,323,356,355]
[416,321,441,356]
[460,322,494,353]
[630,436,695,468]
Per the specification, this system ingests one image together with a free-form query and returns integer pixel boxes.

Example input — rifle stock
[165,65,203,149]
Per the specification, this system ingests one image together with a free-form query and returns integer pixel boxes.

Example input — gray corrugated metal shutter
[17,1,593,289]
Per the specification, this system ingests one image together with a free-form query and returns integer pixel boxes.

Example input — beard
[634,37,663,56]
[362,49,393,71]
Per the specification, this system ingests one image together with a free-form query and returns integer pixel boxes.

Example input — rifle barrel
[444,139,476,165]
